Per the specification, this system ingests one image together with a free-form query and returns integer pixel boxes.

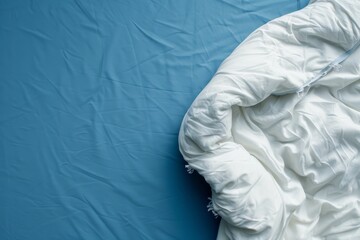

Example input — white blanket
[178,0,360,239]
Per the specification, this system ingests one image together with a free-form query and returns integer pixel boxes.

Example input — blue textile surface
[0,0,308,239]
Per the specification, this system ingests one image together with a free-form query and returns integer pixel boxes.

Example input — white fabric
[178,0,360,239]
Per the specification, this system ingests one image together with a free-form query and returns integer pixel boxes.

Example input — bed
[0,0,309,239]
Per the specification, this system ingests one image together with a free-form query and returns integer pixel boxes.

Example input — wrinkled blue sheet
[0,0,308,239]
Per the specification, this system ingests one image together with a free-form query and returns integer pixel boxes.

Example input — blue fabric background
[0,0,309,239]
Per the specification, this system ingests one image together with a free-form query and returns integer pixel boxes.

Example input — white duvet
[178,0,360,239]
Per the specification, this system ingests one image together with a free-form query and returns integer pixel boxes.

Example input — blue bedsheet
[0,0,308,239]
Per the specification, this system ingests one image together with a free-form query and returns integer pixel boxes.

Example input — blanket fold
[179,0,360,239]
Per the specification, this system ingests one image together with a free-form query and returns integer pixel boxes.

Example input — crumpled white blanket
[178,0,360,239]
